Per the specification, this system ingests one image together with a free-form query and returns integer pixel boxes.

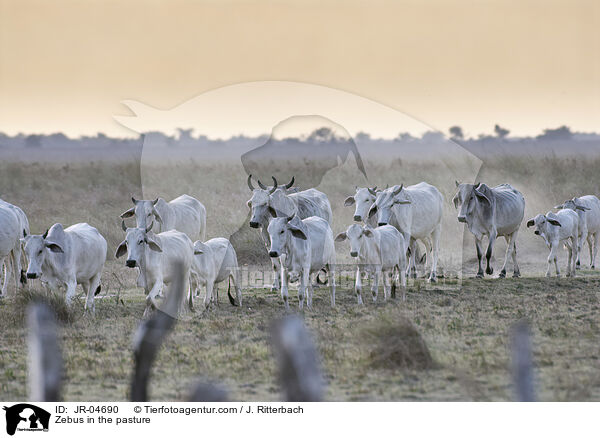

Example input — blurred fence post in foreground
[510,319,536,402]
[27,302,63,401]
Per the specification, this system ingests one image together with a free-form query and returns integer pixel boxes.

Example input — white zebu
[0,199,29,295]
[121,194,206,240]
[190,237,242,308]
[453,182,525,278]
[554,195,600,270]
[267,215,336,310]
[335,224,407,303]
[116,223,193,316]
[369,182,443,282]
[23,223,107,312]
[247,176,332,291]
[527,209,579,277]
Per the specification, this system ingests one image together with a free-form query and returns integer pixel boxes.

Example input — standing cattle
[121,195,206,240]
[527,209,579,277]
[0,200,29,295]
[23,223,107,313]
[116,223,193,316]
[335,224,407,303]
[267,215,336,310]
[368,182,443,282]
[247,175,332,291]
[453,182,525,278]
[554,195,600,269]
[344,187,379,226]
[190,237,242,308]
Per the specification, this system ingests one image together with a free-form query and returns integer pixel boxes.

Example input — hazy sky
[0,0,598,138]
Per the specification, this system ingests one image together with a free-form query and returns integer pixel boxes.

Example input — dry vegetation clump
[2,287,76,327]
[361,314,434,370]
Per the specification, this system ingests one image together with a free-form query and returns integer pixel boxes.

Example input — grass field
[0,154,599,401]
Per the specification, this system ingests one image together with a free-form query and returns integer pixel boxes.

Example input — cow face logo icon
[2,404,50,436]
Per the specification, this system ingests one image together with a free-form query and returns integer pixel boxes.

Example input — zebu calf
[23,223,107,313]
[527,209,579,277]
[335,224,407,303]
[267,215,336,310]
[0,200,26,295]
[116,223,193,316]
[190,237,242,308]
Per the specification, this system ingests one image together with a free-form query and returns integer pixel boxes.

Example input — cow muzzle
[249,221,260,229]
[534,230,540,235]
[26,272,39,279]
[350,251,358,258]
[268,251,279,258]
[378,222,387,226]
[125,259,137,268]
[457,216,467,223]
[353,215,362,222]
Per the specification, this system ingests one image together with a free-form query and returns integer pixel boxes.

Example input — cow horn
[269,177,278,194]
[121,220,127,232]
[257,179,268,190]
[42,229,49,239]
[393,184,404,196]
[132,196,138,204]
[455,180,460,187]
[368,187,377,196]
[285,176,295,189]
[247,174,255,191]
[286,214,295,222]
[145,221,153,233]
[152,198,159,205]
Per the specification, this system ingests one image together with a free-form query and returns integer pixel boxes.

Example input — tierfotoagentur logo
[2,404,50,436]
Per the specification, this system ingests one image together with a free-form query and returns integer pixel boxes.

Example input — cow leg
[203,281,214,308]
[232,268,243,306]
[1,256,11,296]
[571,236,578,277]
[485,232,496,276]
[11,247,22,293]
[511,239,520,277]
[566,242,573,277]
[382,269,390,301]
[591,233,598,269]
[280,261,290,311]
[399,264,407,301]
[145,280,163,315]
[298,268,308,310]
[65,280,77,307]
[327,264,336,307]
[499,233,515,278]
[372,268,381,302]
[355,266,363,305]
[475,237,484,278]
[85,273,101,314]
[549,245,560,277]
[271,258,281,292]
[429,225,441,282]
[409,240,418,279]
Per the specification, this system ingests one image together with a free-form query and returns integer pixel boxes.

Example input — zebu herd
[1,176,599,314]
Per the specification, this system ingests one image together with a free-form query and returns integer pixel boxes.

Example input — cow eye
[139,240,144,245]
[38,250,43,255]
[280,230,284,234]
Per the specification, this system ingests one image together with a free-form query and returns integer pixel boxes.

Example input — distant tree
[395,132,415,142]
[494,124,510,139]
[25,134,42,148]
[177,128,195,147]
[421,131,445,143]
[448,126,464,140]
[355,132,371,143]
[537,126,573,141]
[307,127,335,142]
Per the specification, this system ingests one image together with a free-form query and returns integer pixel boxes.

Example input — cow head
[22,225,65,279]
[526,213,561,240]
[368,184,411,226]
[115,221,162,268]
[344,186,378,222]
[335,224,374,258]
[453,182,493,224]
[554,197,591,212]
[120,197,162,232]
[267,214,307,258]
[247,175,296,228]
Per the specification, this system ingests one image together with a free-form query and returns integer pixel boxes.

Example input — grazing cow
[247,175,332,291]
[527,209,579,277]
[267,215,336,310]
[23,223,107,312]
[335,224,407,303]
[0,200,29,295]
[115,222,193,316]
[369,182,443,282]
[554,195,600,269]
[190,237,242,308]
[453,182,525,278]
[121,194,206,240]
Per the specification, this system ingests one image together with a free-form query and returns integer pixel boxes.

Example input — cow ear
[394,199,411,205]
[246,200,252,208]
[455,180,460,188]
[368,205,378,218]
[268,206,277,217]
[120,207,135,218]
[526,219,535,228]
[548,219,562,227]
[334,232,347,242]
[288,226,308,240]
[152,207,163,224]
[194,248,204,255]
[147,237,163,252]
[363,229,374,237]
[553,204,563,209]
[452,195,459,209]
[576,205,591,211]
[45,242,64,253]
[193,242,208,255]
[474,188,491,205]
[115,241,128,258]
[344,196,355,207]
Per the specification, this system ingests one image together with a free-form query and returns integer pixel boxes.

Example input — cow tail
[391,266,397,299]
[94,284,102,296]
[227,276,237,306]
[315,268,329,285]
